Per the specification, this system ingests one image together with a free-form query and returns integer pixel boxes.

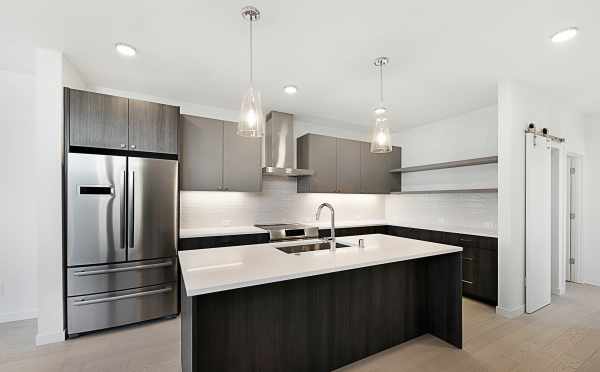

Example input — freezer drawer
[67,258,177,297]
[67,284,177,335]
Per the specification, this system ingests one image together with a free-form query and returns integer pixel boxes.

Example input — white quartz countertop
[179,234,462,297]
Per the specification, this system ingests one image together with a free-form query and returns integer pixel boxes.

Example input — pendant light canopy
[238,6,265,138]
[370,57,393,153]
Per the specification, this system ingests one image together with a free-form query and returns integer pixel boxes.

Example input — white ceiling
[2,0,599,128]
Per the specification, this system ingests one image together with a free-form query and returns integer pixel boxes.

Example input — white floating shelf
[389,156,498,174]
[391,188,498,195]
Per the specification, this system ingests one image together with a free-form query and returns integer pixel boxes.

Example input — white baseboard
[36,330,65,345]
[0,309,38,323]
[496,304,525,318]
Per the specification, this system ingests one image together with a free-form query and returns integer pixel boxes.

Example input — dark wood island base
[181,252,462,372]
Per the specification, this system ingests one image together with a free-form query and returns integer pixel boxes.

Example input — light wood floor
[3,283,600,372]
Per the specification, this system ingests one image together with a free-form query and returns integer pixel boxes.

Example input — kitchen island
[179,234,462,372]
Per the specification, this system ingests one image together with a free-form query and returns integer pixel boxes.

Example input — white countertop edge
[181,240,461,297]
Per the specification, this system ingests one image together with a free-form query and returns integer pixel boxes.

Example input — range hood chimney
[263,111,314,176]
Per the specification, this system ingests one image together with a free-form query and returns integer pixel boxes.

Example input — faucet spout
[315,203,335,252]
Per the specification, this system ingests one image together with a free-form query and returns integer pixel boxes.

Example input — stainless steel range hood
[263,111,314,176]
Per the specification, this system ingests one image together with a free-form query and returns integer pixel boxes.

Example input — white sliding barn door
[525,133,552,313]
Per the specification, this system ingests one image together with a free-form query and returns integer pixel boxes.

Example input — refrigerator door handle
[128,170,135,249]
[121,170,127,249]
[72,286,172,306]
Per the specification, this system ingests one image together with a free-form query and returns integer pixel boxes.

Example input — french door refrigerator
[65,153,178,336]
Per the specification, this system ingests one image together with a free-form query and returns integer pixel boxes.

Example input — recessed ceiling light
[551,27,578,43]
[115,43,137,57]
[283,85,298,95]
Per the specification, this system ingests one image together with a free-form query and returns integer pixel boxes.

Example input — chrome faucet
[316,203,335,252]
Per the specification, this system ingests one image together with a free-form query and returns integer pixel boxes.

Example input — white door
[525,133,552,313]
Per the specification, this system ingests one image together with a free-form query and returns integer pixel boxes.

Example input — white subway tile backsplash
[385,192,498,235]
[180,178,386,229]
[181,178,498,236]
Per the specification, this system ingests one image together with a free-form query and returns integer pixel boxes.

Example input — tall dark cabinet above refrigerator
[65,153,178,336]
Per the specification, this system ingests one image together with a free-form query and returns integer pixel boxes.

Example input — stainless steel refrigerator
[65,153,178,336]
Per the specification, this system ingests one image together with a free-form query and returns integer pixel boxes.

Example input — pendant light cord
[249,19,253,85]
[379,63,384,106]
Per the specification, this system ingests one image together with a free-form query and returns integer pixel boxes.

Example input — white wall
[0,50,87,343]
[583,115,600,286]
[63,58,88,90]
[497,81,585,318]
[0,70,38,323]
[386,106,498,236]
[34,49,66,345]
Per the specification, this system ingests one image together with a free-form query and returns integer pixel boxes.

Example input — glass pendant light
[370,57,393,153]
[238,6,264,138]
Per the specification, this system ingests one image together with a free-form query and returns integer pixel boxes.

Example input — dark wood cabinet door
[179,115,223,191]
[128,99,179,154]
[331,269,370,368]
[222,121,262,192]
[297,134,338,193]
[336,138,362,193]
[360,142,391,194]
[68,89,129,150]
[477,239,498,304]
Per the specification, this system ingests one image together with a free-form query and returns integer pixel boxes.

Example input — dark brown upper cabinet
[128,99,179,154]
[336,138,362,193]
[68,89,129,150]
[297,133,401,194]
[222,121,262,192]
[66,88,179,155]
[360,143,402,194]
[179,115,261,192]
[297,134,338,193]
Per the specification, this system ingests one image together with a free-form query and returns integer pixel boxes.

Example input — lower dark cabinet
[458,236,497,305]
[386,226,498,305]
[476,245,498,304]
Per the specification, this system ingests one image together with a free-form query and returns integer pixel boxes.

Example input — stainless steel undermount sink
[275,242,351,255]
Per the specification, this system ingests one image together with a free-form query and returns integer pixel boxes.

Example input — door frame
[566,153,583,284]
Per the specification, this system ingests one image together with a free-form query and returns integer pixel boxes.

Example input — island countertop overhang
[178,233,462,297]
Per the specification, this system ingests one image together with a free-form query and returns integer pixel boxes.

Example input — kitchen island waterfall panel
[181,252,462,372]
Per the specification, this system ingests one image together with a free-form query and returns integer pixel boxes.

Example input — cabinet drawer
[462,252,475,296]
[462,246,476,261]
[67,284,177,334]
[462,278,475,296]
[67,258,177,296]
